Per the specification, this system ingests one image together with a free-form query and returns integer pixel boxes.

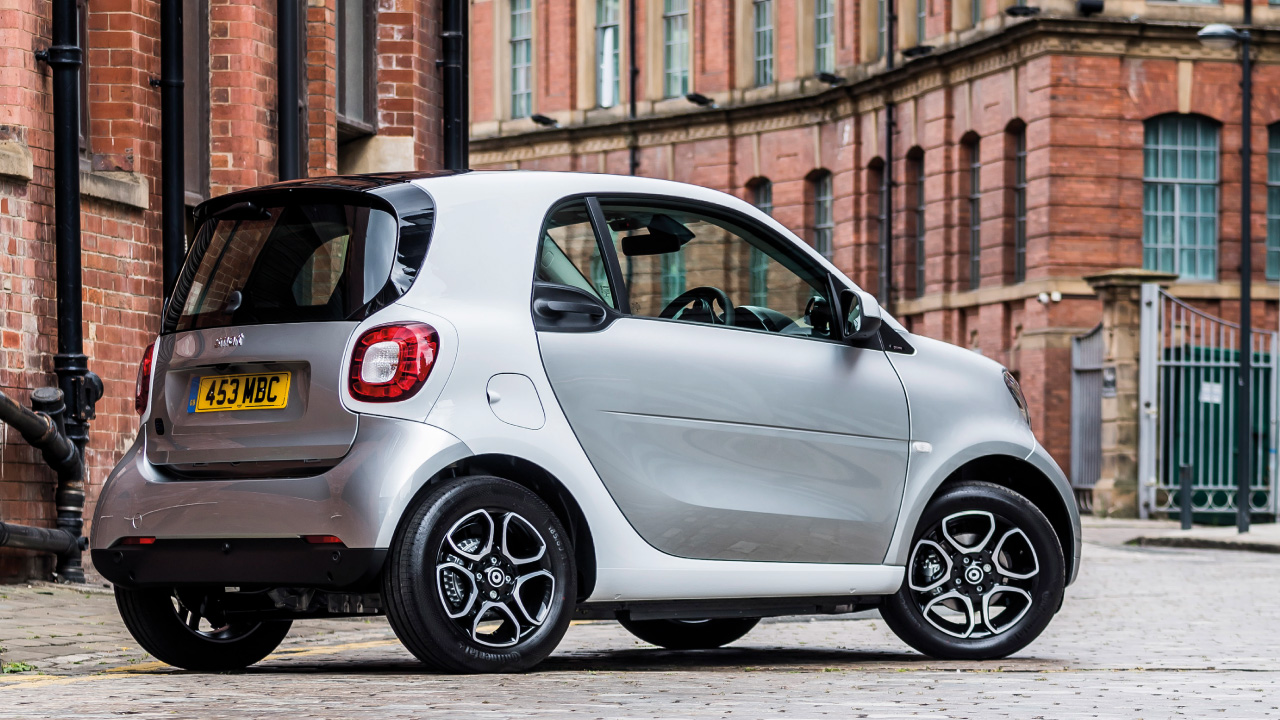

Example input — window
[510,0,533,119]
[815,0,835,74]
[910,155,926,298]
[536,201,617,308]
[1143,115,1219,280]
[77,0,89,161]
[966,137,981,290]
[971,0,981,26]
[812,172,834,260]
[596,200,835,339]
[1013,128,1027,283]
[663,0,690,98]
[661,251,685,305]
[183,0,210,204]
[750,181,774,306]
[596,0,621,108]
[877,0,887,59]
[753,0,774,87]
[916,0,927,44]
[868,161,886,300]
[1267,126,1279,279]
[174,197,431,331]
[337,0,375,135]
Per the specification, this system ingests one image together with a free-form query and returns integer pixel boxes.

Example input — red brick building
[468,0,1280,488]
[0,0,443,580]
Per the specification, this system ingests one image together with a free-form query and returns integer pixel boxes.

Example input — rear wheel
[383,475,576,673]
[114,586,291,671]
[880,481,1065,660]
[618,617,759,650]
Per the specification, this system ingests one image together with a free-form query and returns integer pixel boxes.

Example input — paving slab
[0,522,1273,717]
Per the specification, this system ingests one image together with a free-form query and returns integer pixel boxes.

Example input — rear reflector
[119,537,156,545]
[135,341,156,416]
[348,323,438,402]
[302,535,344,545]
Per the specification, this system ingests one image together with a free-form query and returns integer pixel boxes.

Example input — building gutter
[159,0,185,297]
[442,0,469,170]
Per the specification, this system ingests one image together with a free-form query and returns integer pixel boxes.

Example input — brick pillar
[1084,269,1177,518]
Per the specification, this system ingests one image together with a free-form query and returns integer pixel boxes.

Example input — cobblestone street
[0,521,1276,718]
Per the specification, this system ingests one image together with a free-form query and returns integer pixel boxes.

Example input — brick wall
[0,0,444,581]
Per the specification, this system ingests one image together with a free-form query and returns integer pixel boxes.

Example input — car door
[534,195,910,564]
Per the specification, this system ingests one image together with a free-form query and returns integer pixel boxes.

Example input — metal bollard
[1179,464,1193,531]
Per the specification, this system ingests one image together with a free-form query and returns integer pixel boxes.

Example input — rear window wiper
[213,201,272,222]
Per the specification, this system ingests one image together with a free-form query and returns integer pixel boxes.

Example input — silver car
[94,171,1080,673]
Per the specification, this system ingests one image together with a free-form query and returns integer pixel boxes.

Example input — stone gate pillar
[1083,269,1178,518]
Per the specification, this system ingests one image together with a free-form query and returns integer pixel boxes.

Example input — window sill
[0,139,34,181]
[81,170,149,210]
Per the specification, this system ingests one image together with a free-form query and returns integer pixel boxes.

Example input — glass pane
[1159,184,1174,212]
[537,202,616,308]
[1180,185,1196,212]
[1160,248,1174,272]
[597,201,832,338]
[1160,216,1174,244]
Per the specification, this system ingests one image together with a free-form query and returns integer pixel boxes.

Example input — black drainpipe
[277,0,302,181]
[441,0,469,170]
[159,0,185,297]
[880,2,897,310]
[30,0,101,583]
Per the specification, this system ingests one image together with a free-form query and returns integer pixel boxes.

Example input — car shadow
[231,645,1054,676]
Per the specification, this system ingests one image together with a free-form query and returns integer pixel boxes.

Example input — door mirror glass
[838,288,882,341]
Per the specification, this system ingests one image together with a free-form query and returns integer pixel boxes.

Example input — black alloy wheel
[115,586,292,671]
[384,475,576,673]
[880,481,1065,660]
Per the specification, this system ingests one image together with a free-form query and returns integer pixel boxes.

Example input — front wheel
[114,586,292,671]
[880,481,1065,660]
[618,617,759,649]
[383,475,576,673]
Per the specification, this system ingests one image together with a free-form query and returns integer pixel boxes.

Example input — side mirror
[838,288,883,341]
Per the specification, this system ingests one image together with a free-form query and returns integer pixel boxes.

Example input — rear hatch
[146,186,433,470]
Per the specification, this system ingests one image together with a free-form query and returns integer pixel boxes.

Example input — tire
[114,586,292,671]
[880,481,1065,660]
[618,616,759,650]
[383,475,576,673]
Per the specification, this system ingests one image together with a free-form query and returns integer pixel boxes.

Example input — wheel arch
[391,453,597,602]
[939,455,1078,585]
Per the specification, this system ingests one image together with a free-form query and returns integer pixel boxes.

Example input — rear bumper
[90,416,471,582]
[93,539,387,590]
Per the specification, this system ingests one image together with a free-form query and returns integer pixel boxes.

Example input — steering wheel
[658,286,736,327]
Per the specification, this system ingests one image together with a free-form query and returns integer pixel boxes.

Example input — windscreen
[170,198,428,332]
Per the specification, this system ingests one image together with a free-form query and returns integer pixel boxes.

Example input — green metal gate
[1138,285,1278,519]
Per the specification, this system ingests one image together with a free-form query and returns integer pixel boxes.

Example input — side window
[536,201,616,308]
[597,200,834,339]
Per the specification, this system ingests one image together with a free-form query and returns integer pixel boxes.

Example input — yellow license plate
[189,372,291,413]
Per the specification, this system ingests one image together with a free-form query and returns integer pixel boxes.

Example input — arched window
[810,171,834,260]
[510,0,533,118]
[963,134,981,290]
[596,0,621,108]
[1010,124,1028,283]
[749,180,774,306]
[908,150,926,298]
[1143,114,1219,279]
[1267,124,1279,279]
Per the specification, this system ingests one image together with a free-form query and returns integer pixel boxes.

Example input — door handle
[534,298,606,318]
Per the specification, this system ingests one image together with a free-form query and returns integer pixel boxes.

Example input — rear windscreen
[169,198,430,332]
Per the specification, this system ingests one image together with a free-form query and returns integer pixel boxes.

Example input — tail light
[135,341,155,415]
[348,323,438,402]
